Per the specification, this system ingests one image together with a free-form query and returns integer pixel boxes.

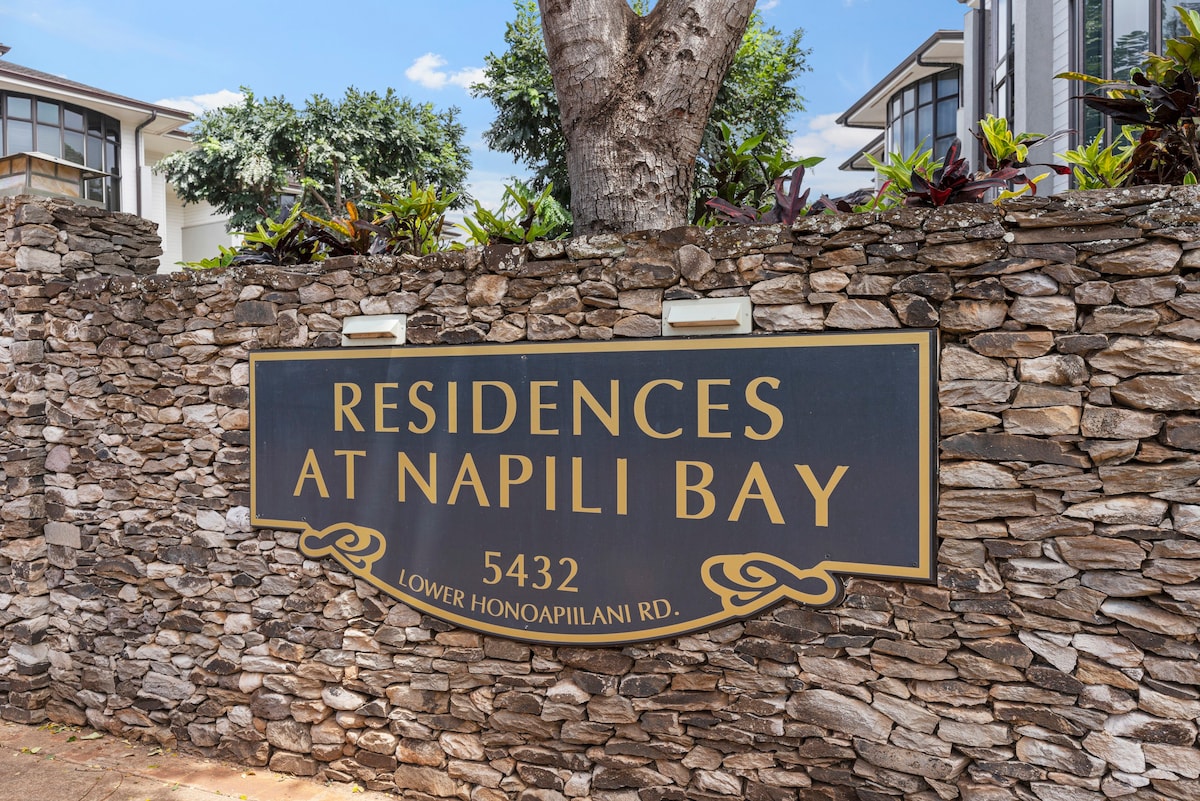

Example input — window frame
[885,68,963,162]
[0,91,121,210]
[993,0,1015,124]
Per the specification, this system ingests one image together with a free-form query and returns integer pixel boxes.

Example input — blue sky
[0,0,967,202]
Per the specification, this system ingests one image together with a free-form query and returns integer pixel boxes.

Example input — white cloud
[405,53,484,91]
[449,67,487,90]
[154,89,244,116]
[759,0,780,9]
[789,113,881,199]
[465,170,514,211]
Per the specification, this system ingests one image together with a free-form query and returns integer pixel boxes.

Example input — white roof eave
[0,74,192,132]
[837,35,964,130]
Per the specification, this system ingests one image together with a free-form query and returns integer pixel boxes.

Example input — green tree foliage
[156,88,471,231]
[472,0,808,208]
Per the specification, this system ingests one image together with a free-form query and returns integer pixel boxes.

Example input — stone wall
[0,195,163,278]
[2,186,1199,801]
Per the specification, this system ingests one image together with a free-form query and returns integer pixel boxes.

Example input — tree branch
[636,0,756,121]
[538,0,636,129]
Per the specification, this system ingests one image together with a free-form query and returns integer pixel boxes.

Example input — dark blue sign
[250,333,937,644]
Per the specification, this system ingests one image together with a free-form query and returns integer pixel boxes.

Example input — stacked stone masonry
[0,195,164,279]
[1,187,1199,801]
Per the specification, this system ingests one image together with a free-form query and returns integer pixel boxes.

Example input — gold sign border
[250,332,937,645]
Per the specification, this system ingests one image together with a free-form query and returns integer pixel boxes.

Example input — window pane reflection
[1112,0,1150,78]
[37,124,61,157]
[1163,1,1200,38]
[918,105,934,143]
[86,136,103,169]
[36,100,59,125]
[937,98,957,135]
[64,131,85,164]
[8,120,32,153]
[7,96,30,119]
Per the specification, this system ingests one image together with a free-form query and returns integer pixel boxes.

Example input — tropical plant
[462,182,571,246]
[1058,5,1200,186]
[972,114,1071,196]
[861,144,945,210]
[995,172,1053,203]
[693,122,820,225]
[975,115,1044,170]
[230,203,329,266]
[302,202,376,256]
[359,184,460,256]
[705,165,813,225]
[758,166,815,224]
[177,246,238,271]
[839,185,898,214]
[904,140,1021,207]
[1058,130,1138,189]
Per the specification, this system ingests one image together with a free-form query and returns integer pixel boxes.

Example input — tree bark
[539,0,756,235]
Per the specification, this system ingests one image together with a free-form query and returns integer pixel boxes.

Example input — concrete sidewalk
[0,719,394,801]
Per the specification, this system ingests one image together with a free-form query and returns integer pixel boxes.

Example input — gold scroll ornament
[702,552,840,612]
[299,522,387,572]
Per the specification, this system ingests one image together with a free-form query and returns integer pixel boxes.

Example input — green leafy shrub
[904,140,1022,207]
[972,115,1070,198]
[302,202,377,256]
[231,204,329,266]
[359,184,460,256]
[186,182,460,267]
[858,145,945,211]
[1058,130,1138,189]
[704,165,814,224]
[177,246,238,271]
[695,123,821,225]
[462,181,571,245]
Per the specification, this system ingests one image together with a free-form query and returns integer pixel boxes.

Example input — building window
[886,69,961,159]
[1,91,120,210]
[1075,0,1200,143]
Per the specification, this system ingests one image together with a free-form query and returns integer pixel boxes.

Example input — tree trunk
[538,0,756,236]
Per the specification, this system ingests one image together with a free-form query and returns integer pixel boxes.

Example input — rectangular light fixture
[662,297,751,337]
[341,314,407,347]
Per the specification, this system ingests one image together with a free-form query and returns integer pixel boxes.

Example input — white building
[839,0,1200,192]
[0,45,233,270]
